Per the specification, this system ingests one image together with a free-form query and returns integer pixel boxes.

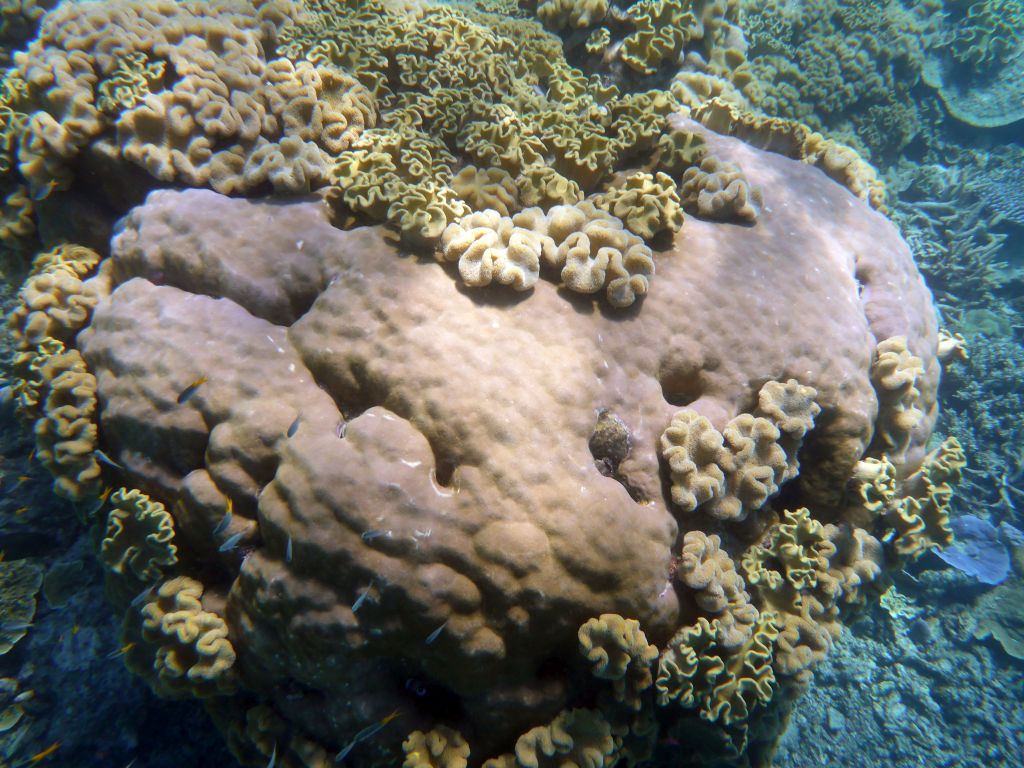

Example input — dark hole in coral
[432,455,458,488]
[388,667,464,724]
[658,361,704,408]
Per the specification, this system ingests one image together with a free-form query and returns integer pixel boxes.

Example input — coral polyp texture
[0,1,957,766]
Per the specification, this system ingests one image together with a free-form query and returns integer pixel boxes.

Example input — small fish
[219,531,245,553]
[12,690,34,704]
[177,377,208,405]
[0,620,33,632]
[72,624,80,636]
[83,487,113,518]
[266,744,277,768]
[287,415,301,438]
[213,501,234,536]
[15,475,32,486]
[13,506,28,516]
[335,421,347,439]
[106,642,134,660]
[285,536,293,564]
[129,584,156,608]
[94,449,122,469]
[23,741,61,764]
[425,621,447,645]
[30,180,56,201]
[334,710,400,763]
[351,579,375,613]
[361,529,391,541]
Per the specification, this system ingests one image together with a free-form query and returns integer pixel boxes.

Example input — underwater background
[0,0,1021,766]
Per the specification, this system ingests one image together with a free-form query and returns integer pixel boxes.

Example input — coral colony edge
[0,1,1020,767]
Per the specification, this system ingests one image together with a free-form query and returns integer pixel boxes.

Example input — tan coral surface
[74,124,938,756]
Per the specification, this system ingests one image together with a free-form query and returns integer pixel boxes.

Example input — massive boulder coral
[51,113,944,766]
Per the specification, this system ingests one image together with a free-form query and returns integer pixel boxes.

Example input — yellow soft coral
[655,611,778,729]
[661,380,819,521]
[403,726,471,768]
[677,532,758,649]
[868,336,925,465]
[592,171,684,240]
[101,488,179,583]
[680,155,763,222]
[578,614,659,711]
[126,576,236,698]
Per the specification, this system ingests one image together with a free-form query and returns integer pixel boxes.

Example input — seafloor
[1,0,1022,766]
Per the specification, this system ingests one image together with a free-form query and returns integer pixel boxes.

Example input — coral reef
[0,1,986,766]
[50,110,938,764]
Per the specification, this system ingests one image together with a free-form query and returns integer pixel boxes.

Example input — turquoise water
[1,1,1022,766]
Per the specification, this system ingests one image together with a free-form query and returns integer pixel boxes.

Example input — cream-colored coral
[578,614,658,711]
[440,209,550,291]
[403,726,471,768]
[882,437,963,560]
[592,171,684,240]
[127,576,236,698]
[869,336,925,464]
[452,165,519,217]
[101,488,178,583]
[513,708,617,768]
[661,380,819,521]
[677,532,758,649]
[680,155,763,222]
[440,200,654,306]
[655,612,778,728]
[542,201,655,307]
[537,0,608,30]
[936,328,968,364]
[32,347,102,502]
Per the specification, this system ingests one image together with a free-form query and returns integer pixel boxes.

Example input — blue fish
[334,710,400,763]
[177,377,207,405]
[218,531,245,552]
[213,506,233,536]
[352,579,375,613]
[94,449,122,469]
[425,621,447,645]
[287,415,301,438]
[285,536,293,564]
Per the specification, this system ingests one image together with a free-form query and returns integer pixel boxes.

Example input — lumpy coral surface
[73,124,937,760]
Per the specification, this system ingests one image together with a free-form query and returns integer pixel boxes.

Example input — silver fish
[352,579,375,613]
[219,531,245,552]
[94,449,122,469]
[267,744,277,768]
[361,529,391,541]
[285,536,293,564]
[213,509,233,536]
[287,415,301,438]
[425,621,447,645]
